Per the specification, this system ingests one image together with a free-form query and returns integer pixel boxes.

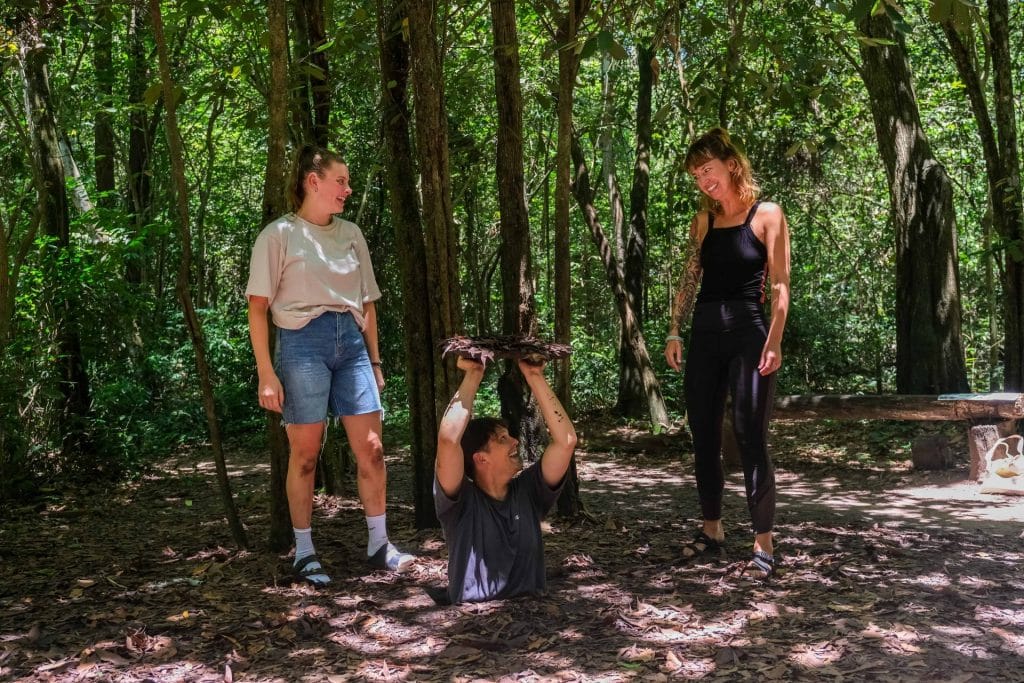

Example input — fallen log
[773,392,1024,422]
[771,392,1022,482]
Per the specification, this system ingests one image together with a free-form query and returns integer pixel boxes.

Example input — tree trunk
[150,0,248,549]
[552,1,589,414]
[490,0,543,459]
[774,393,1024,421]
[988,0,1024,390]
[262,0,292,553]
[0,88,39,343]
[551,1,590,517]
[940,1,1024,390]
[857,11,968,394]
[193,96,224,309]
[125,0,155,286]
[490,0,536,339]
[291,0,330,146]
[571,136,669,429]
[379,0,444,529]
[18,9,92,457]
[718,0,750,129]
[407,0,461,408]
[617,41,654,417]
[93,0,116,208]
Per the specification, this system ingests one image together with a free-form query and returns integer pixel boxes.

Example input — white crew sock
[366,514,388,556]
[294,527,316,560]
[293,527,329,585]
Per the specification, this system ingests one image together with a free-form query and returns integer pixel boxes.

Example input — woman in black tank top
[664,128,792,580]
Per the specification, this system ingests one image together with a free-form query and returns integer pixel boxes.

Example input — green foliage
[1,0,1020,502]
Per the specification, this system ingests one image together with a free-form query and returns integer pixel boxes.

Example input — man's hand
[457,356,486,374]
[517,357,546,376]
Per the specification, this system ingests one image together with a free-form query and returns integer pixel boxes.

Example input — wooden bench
[770,392,1023,478]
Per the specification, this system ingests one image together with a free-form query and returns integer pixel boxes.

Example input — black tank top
[696,202,767,304]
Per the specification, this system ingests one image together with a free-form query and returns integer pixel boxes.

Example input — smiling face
[689,156,738,203]
[307,161,353,215]
[478,425,522,480]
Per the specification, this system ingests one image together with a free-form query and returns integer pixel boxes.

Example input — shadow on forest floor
[1,419,1023,682]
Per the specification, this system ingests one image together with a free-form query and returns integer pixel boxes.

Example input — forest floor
[2,418,1024,682]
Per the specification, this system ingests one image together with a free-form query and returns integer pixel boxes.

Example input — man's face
[481,425,521,479]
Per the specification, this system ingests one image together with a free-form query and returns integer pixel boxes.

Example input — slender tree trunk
[857,11,968,393]
[490,0,536,338]
[262,0,292,552]
[379,0,444,528]
[718,0,750,129]
[551,0,590,518]
[0,196,40,345]
[194,96,223,309]
[291,0,330,146]
[618,41,654,417]
[126,0,154,286]
[18,9,92,457]
[571,135,669,429]
[988,0,1024,390]
[940,8,1024,390]
[552,1,589,412]
[93,0,116,208]
[490,0,543,460]
[407,0,461,410]
[150,0,248,549]
[0,94,39,344]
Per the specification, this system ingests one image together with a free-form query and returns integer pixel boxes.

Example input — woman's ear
[306,171,319,193]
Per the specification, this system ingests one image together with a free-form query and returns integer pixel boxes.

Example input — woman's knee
[353,434,385,470]
[288,449,319,476]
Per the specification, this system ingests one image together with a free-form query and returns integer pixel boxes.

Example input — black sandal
[293,554,331,587]
[681,531,724,560]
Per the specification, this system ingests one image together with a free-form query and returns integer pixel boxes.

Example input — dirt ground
[2,419,1023,682]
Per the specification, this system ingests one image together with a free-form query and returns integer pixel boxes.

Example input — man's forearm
[438,373,483,444]
[526,373,574,446]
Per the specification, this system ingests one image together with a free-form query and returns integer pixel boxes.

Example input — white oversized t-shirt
[245,213,382,330]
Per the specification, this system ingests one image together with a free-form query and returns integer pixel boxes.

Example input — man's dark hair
[460,417,507,478]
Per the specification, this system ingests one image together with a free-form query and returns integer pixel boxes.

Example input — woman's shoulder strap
[743,201,762,226]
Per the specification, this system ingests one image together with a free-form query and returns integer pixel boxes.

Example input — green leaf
[854,33,897,46]
[313,38,335,54]
[579,35,598,60]
[652,103,673,124]
[608,38,628,61]
[699,15,716,37]
[143,82,163,106]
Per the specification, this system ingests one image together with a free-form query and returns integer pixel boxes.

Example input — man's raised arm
[436,357,486,497]
[520,360,577,488]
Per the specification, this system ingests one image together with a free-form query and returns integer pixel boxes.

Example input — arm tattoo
[669,234,703,333]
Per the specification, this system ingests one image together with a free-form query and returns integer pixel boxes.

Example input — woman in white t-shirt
[246,145,414,586]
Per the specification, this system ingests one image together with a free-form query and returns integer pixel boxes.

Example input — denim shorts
[276,311,381,424]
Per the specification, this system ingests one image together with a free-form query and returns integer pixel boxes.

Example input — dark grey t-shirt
[434,462,563,604]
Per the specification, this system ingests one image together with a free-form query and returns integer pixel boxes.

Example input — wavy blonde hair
[684,127,760,213]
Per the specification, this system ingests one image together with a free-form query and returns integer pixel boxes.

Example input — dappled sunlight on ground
[2,419,1023,681]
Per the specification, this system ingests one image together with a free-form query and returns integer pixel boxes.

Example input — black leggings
[684,301,776,534]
